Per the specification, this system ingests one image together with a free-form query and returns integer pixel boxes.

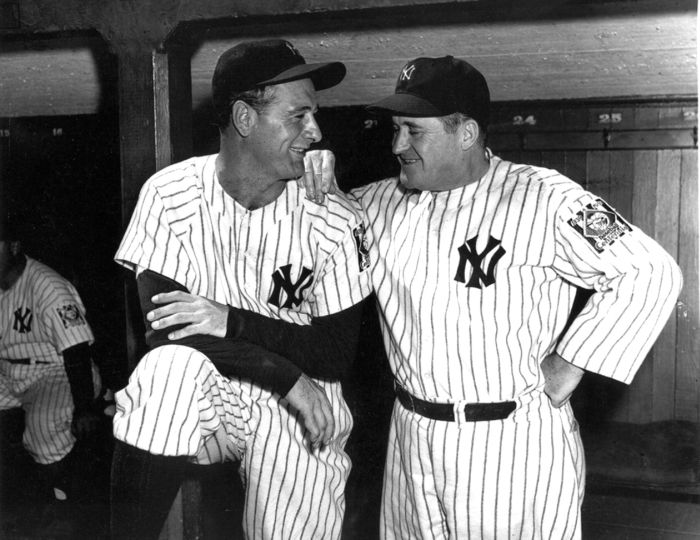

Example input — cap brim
[258,61,346,91]
[366,93,444,117]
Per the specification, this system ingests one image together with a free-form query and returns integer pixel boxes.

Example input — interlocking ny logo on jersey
[268,264,314,309]
[13,307,33,333]
[454,235,506,289]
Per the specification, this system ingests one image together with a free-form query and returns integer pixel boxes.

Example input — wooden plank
[563,107,590,131]
[520,151,542,167]
[588,106,611,132]
[525,131,602,151]
[489,104,522,133]
[585,150,610,195]
[651,150,681,421]
[540,151,566,173]
[634,106,660,130]
[487,132,521,152]
[0,118,8,217]
[658,106,689,129]
[563,151,587,186]
[153,43,195,169]
[626,151,657,423]
[607,151,633,212]
[608,129,696,150]
[675,149,699,421]
[609,106,635,130]
[0,10,695,116]
[610,151,641,424]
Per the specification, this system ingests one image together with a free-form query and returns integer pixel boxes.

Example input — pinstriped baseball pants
[0,361,101,464]
[113,344,353,540]
[381,393,584,540]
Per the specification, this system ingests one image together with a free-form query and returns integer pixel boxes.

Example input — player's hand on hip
[299,149,338,204]
[147,291,228,339]
[540,353,585,408]
[283,374,335,449]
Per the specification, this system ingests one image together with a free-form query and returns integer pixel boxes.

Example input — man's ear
[460,119,481,151]
[231,100,256,137]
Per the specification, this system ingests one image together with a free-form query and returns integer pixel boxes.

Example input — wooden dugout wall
[489,98,698,424]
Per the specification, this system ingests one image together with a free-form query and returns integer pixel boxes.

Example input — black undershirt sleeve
[63,342,95,412]
[137,270,301,397]
[227,301,366,380]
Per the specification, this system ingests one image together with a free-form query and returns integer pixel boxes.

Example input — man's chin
[399,171,417,189]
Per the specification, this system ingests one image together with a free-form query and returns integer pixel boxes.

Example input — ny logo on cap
[284,41,299,55]
[400,64,416,81]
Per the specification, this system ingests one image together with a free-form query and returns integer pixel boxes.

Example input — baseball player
[109,39,372,540]
[0,216,101,515]
[302,56,683,539]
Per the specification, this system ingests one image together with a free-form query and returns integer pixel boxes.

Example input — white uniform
[114,154,372,539]
[351,151,682,540]
[0,257,96,464]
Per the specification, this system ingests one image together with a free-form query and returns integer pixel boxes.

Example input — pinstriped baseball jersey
[113,153,371,539]
[0,257,94,364]
[0,257,95,464]
[352,150,681,540]
[352,152,681,403]
[115,154,371,322]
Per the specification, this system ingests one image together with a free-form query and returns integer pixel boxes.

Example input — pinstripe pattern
[114,154,371,539]
[352,151,681,539]
[0,257,96,464]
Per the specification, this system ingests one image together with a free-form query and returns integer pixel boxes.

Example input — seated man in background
[110,39,372,540]
[0,214,102,531]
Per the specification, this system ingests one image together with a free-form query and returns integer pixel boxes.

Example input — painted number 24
[512,115,537,126]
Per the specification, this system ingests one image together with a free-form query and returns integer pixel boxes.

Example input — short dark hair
[439,112,471,134]
[214,85,278,130]
[438,113,487,148]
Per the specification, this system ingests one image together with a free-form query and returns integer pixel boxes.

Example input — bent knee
[134,345,214,380]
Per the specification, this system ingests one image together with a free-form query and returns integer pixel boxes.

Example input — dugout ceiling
[0,0,696,117]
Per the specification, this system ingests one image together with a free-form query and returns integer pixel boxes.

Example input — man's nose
[392,129,409,154]
[304,114,322,143]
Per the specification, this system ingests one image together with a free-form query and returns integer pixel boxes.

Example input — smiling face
[391,115,465,191]
[248,78,322,181]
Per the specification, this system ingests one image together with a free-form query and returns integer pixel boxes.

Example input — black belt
[395,384,516,422]
[1,358,48,365]
[1,357,30,365]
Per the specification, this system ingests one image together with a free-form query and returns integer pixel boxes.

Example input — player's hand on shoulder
[540,353,584,408]
[148,291,228,339]
[283,373,335,450]
[299,149,338,204]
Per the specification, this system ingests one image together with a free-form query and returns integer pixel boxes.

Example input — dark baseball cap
[212,39,346,110]
[367,56,490,130]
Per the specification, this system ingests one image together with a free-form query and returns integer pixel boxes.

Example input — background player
[294,55,683,538]
[0,213,102,531]
[109,39,372,540]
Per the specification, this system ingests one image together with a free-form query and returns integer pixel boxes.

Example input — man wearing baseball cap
[110,39,372,539]
[310,55,681,539]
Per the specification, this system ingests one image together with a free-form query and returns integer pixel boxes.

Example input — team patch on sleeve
[352,223,371,271]
[56,304,87,329]
[567,199,632,252]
